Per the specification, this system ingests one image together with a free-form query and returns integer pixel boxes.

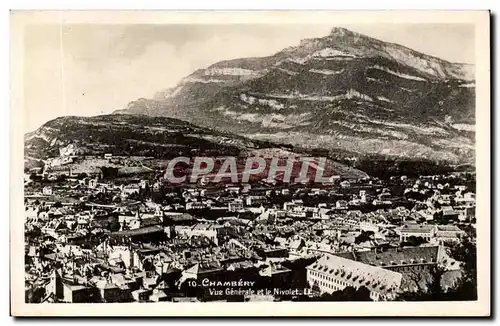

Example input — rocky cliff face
[116,27,475,163]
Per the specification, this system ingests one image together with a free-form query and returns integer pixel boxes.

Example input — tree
[75,201,87,210]
[447,237,477,300]
[25,226,41,238]
[319,286,372,301]
[355,231,374,244]
[56,174,66,182]
[27,287,46,303]
[311,281,320,294]
[448,237,476,279]
[402,236,428,247]
[77,172,88,180]
[29,173,41,181]
[397,265,446,301]
[109,220,121,232]
[426,266,447,301]
[53,201,63,208]
[398,238,478,301]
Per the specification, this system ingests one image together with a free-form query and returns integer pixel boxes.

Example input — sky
[23,23,475,132]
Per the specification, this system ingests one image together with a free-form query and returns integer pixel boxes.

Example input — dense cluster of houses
[24,156,475,303]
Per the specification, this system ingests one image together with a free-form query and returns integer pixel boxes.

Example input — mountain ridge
[24,114,369,181]
[115,27,475,163]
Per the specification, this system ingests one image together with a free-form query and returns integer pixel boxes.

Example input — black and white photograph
[10,10,491,317]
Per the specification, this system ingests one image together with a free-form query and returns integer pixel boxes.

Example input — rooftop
[307,254,402,295]
[348,246,441,267]
[184,261,223,275]
[401,224,435,233]
[110,225,164,237]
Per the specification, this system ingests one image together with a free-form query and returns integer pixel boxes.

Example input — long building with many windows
[306,253,403,301]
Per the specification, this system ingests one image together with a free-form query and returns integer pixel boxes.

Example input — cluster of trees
[354,231,374,244]
[401,236,428,247]
[306,284,372,301]
[29,174,66,183]
[317,286,372,301]
[398,237,477,301]
[87,192,114,205]
[335,154,459,180]
[433,211,460,225]
[99,166,119,179]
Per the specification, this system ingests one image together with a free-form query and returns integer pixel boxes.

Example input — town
[24,150,477,303]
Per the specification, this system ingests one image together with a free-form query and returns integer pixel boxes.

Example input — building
[434,225,466,245]
[340,181,351,188]
[42,186,53,196]
[259,264,292,289]
[59,144,78,157]
[306,254,402,301]
[140,180,149,189]
[45,269,100,303]
[359,190,367,203]
[95,279,132,302]
[255,245,289,259]
[455,192,476,206]
[186,201,207,210]
[88,178,98,189]
[121,184,140,196]
[226,186,240,195]
[128,216,162,230]
[399,224,435,242]
[228,199,244,212]
[163,213,197,226]
[109,226,167,243]
[458,206,475,222]
[441,207,460,222]
[62,283,100,303]
[283,202,296,211]
[178,261,224,285]
[336,246,445,293]
[175,223,224,245]
[335,200,348,210]
[246,196,267,206]
[42,219,66,238]
[284,199,304,211]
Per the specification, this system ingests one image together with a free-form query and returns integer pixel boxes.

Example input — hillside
[24,114,368,180]
[24,114,257,159]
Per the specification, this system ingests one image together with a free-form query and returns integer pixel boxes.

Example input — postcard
[10,10,490,317]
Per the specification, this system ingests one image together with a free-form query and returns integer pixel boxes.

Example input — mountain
[25,114,255,160]
[24,114,368,180]
[116,27,475,163]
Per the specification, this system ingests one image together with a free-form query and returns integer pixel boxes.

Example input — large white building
[399,224,435,242]
[306,253,402,301]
